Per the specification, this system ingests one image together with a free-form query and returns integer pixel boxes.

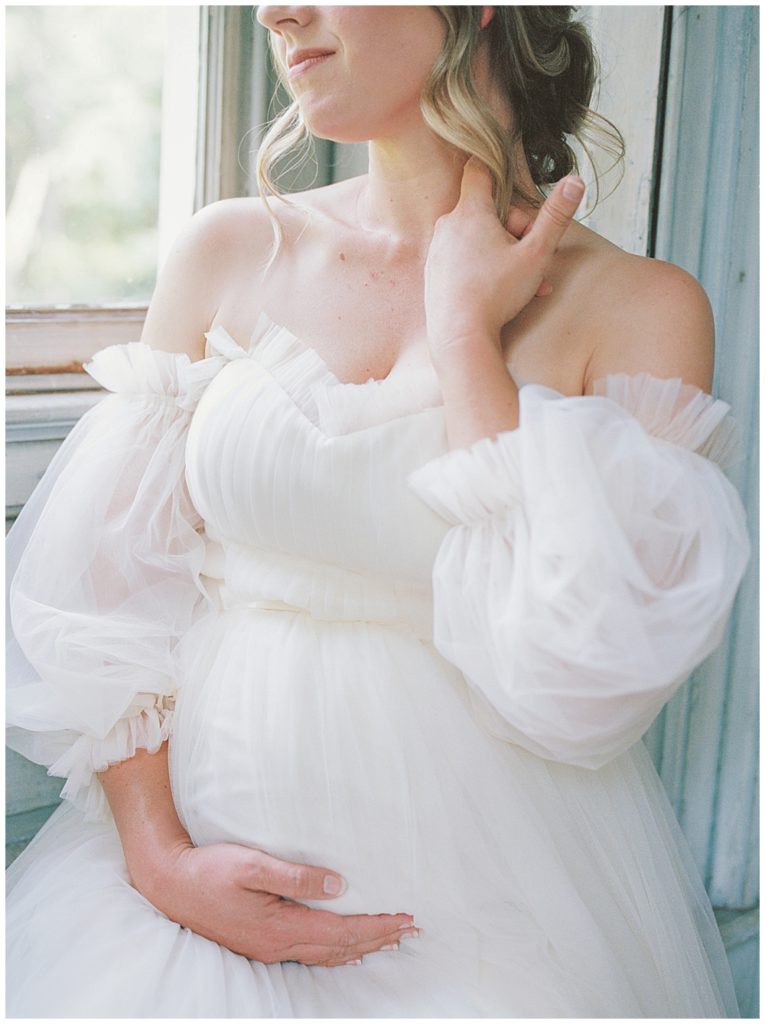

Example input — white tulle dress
[6,313,751,1018]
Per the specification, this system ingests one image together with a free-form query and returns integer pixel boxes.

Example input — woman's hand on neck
[357,134,539,260]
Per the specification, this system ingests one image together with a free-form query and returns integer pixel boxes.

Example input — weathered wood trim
[576,7,666,254]
[645,4,759,911]
[716,908,760,1018]
[196,6,262,205]
[5,750,63,867]
[6,306,147,374]
[6,805,61,868]
[6,380,106,520]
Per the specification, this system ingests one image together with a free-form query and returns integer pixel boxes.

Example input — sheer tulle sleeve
[406,372,751,769]
[6,343,224,821]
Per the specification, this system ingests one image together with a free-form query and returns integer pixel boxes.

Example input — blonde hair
[255,6,624,266]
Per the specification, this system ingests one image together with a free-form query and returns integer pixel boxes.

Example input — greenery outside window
[5,7,262,525]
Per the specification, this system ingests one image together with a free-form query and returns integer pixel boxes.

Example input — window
[8,7,178,307]
[5,6,269,531]
[7,6,200,371]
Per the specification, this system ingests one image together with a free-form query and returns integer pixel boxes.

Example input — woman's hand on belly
[145,839,418,966]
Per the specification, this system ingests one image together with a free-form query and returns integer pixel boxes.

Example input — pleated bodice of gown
[186,313,450,640]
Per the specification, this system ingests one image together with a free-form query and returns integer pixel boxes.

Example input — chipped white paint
[575,6,666,254]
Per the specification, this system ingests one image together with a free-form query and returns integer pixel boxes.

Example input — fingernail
[399,928,420,940]
[347,958,362,966]
[563,176,585,200]
[323,874,347,896]
[397,919,416,930]
[381,943,399,951]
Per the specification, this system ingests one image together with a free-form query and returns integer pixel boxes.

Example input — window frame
[4,6,264,378]
[4,6,270,532]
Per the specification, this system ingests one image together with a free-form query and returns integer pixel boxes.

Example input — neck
[355,107,538,259]
[356,132,466,256]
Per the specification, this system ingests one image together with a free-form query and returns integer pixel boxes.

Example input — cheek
[296,30,444,143]
[364,17,445,100]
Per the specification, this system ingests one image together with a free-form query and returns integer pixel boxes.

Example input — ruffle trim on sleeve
[85,343,226,412]
[47,693,176,823]
[589,371,740,470]
[406,371,742,526]
[406,429,522,526]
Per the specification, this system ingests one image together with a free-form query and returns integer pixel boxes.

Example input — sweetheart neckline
[201,311,448,440]
[206,311,444,391]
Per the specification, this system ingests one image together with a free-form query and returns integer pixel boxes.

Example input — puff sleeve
[6,343,224,821]
[406,372,751,770]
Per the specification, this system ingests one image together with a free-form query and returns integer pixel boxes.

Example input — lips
[287,48,335,79]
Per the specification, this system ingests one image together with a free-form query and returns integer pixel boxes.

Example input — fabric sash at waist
[200,539,434,641]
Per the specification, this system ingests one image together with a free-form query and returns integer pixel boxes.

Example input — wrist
[431,332,507,391]
[431,333,520,450]
[128,831,194,905]
[429,324,500,370]
[97,743,193,899]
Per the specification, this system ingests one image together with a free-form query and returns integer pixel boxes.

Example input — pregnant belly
[167,608,693,1016]
[166,606,668,996]
[168,606,496,916]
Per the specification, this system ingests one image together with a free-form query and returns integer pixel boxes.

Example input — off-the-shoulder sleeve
[406,372,751,769]
[6,343,225,821]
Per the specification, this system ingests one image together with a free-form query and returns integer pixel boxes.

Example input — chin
[301,112,373,146]
[308,125,372,146]
[301,101,413,147]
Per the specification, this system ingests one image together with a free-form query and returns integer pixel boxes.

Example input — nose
[256,6,313,34]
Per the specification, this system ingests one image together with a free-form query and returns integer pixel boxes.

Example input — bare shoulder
[138,180,360,360]
[139,196,277,360]
[568,224,715,393]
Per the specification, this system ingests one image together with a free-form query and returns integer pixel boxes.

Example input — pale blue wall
[642,5,759,1016]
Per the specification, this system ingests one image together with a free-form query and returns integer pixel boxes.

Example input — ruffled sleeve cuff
[46,692,177,822]
[406,372,740,524]
[406,429,522,525]
[85,342,226,412]
[588,371,740,468]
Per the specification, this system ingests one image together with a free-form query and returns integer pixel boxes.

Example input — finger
[536,278,553,297]
[276,926,416,966]
[523,175,585,259]
[288,927,419,967]
[505,206,533,240]
[318,926,419,964]
[251,911,415,966]
[244,849,348,901]
[456,155,495,212]
[290,927,417,967]
[277,902,415,950]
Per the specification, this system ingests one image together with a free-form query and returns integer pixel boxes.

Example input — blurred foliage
[6,6,166,305]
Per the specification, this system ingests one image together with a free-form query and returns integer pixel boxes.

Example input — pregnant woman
[6,6,750,1017]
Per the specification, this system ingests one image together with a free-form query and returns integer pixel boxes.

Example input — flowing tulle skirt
[7,606,739,1018]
